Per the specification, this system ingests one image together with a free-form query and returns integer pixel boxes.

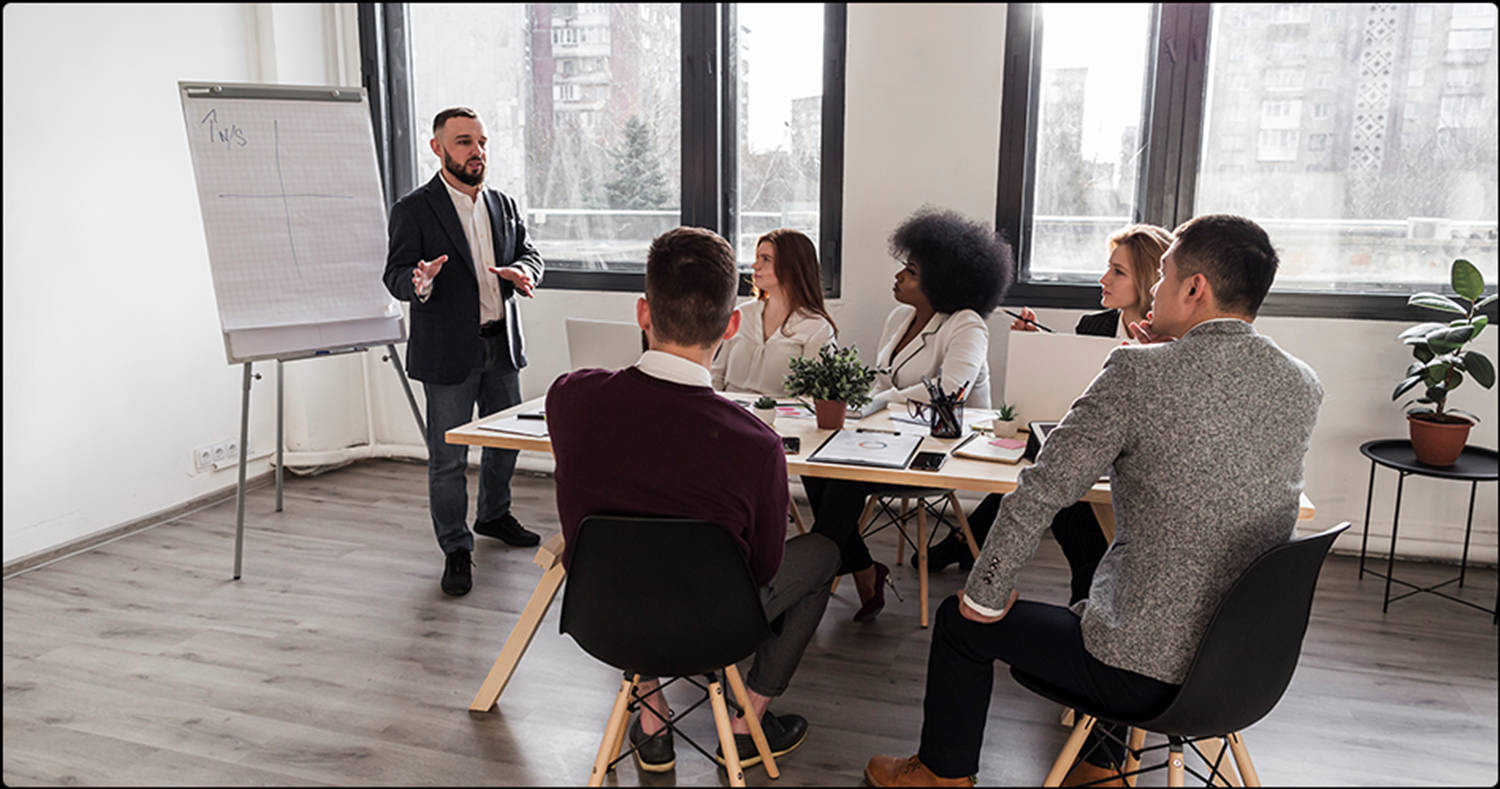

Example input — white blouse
[711,299,837,395]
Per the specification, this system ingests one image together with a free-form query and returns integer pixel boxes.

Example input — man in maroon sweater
[547,226,840,774]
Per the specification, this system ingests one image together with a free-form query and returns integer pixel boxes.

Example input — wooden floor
[4,459,1496,786]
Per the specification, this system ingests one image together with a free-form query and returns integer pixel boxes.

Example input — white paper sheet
[807,429,923,469]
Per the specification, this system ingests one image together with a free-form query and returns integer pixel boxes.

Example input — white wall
[5,3,1494,566]
[1,3,354,564]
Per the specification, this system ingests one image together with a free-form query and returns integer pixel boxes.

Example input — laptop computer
[1003,330,1123,424]
[565,318,645,371]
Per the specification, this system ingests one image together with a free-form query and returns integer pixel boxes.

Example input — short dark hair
[1169,215,1279,316]
[645,227,738,347]
[433,106,479,136]
[889,208,1014,317]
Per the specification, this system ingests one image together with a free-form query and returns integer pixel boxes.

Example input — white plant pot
[754,407,777,428]
[992,419,1018,439]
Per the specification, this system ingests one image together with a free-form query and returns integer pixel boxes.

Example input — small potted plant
[992,403,1019,439]
[1392,258,1496,466]
[785,344,876,429]
[753,395,779,428]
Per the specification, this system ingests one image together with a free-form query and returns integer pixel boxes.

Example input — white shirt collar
[634,350,713,388]
[438,171,484,204]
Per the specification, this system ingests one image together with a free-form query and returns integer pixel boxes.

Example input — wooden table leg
[917,503,929,628]
[789,499,808,536]
[469,535,567,712]
[947,491,981,558]
[1090,501,1116,543]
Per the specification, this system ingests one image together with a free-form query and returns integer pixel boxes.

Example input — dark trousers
[421,334,522,555]
[802,477,878,575]
[967,495,1109,605]
[918,596,1179,779]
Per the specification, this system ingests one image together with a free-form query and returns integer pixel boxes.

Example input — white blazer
[712,299,837,395]
[870,304,991,408]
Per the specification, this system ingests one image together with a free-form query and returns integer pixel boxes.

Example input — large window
[1000,3,1499,319]
[365,3,846,294]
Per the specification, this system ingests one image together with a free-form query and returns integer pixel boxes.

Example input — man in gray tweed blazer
[866,215,1323,788]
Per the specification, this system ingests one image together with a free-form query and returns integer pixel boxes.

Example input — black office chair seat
[1016,522,1350,787]
[560,515,783,787]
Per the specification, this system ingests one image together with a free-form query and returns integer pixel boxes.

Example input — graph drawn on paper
[180,91,396,333]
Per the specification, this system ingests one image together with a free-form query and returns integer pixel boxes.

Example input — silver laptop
[1003,331,1123,424]
[565,318,645,371]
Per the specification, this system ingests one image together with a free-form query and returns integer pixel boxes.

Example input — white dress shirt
[711,300,837,395]
[869,304,992,409]
[422,173,504,324]
[635,350,713,388]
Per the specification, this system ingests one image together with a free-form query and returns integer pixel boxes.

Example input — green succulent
[753,395,778,409]
[995,403,1019,420]
[1392,258,1496,423]
[784,344,876,409]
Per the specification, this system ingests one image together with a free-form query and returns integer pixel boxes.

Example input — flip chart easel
[178,81,425,579]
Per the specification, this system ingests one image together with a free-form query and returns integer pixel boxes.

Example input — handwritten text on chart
[199,109,247,149]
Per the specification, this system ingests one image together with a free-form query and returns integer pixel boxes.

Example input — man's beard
[443,150,485,187]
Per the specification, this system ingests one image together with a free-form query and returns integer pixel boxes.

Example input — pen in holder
[910,376,969,439]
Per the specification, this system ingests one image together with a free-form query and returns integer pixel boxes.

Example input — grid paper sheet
[180,90,398,332]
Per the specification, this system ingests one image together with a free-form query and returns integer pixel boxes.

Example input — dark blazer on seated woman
[1075,308,1121,339]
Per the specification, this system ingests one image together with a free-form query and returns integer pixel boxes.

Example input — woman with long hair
[712,229,838,394]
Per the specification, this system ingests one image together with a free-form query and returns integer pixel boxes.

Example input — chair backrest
[1140,522,1350,737]
[559,516,773,678]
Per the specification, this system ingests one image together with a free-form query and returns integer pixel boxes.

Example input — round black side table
[1358,439,1498,623]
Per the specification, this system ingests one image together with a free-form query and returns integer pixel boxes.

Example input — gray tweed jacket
[964,319,1323,685]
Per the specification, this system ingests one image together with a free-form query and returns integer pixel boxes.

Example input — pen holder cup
[928,400,964,439]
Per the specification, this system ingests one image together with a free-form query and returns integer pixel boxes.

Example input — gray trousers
[638,533,839,699]
[745,532,840,697]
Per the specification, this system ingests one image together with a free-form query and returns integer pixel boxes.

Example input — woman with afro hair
[804,207,1014,624]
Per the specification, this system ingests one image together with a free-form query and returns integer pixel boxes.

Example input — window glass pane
[1028,3,1153,279]
[1197,4,1499,290]
[409,4,681,274]
[734,4,824,267]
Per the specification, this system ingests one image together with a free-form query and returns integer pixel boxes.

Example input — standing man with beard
[384,107,545,597]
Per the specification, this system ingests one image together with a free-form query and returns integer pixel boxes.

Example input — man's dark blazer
[383,173,544,384]
[1075,308,1120,338]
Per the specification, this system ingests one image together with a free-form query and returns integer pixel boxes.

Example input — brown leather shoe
[1061,760,1126,787]
[864,754,974,787]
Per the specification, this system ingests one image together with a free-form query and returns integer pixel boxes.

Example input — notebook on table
[953,434,1027,464]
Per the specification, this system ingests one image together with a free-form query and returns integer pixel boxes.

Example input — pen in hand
[1003,309,1054,333]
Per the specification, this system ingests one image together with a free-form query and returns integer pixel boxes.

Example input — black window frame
[361,2,847,298]
[997,3,1497,322]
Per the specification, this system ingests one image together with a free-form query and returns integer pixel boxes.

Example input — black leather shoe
[716,711,808,768]
[628,714,675,773]
[915,532,974,573]
[441,549,472,596]
[474,513,541,547]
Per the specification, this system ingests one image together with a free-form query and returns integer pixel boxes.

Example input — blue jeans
[422,335,522,555]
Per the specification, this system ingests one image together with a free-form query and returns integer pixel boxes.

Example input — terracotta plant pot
[1407,413,1473,467]
[814,399,847,430]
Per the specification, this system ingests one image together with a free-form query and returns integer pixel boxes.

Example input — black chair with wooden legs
[560,516,781,787]
[1016,522,1349,787]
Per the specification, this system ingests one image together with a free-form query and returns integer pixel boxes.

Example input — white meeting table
[446,395,1315,712]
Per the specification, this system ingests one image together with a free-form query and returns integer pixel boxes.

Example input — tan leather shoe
[864,754,974,787]
[1061,760,1126,787]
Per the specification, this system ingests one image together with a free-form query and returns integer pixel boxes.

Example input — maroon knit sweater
[546,366,788,586]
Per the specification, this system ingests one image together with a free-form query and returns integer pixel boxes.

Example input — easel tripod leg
[275,359,284,513]
[386,343,426,437]
[233,362,253,580]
